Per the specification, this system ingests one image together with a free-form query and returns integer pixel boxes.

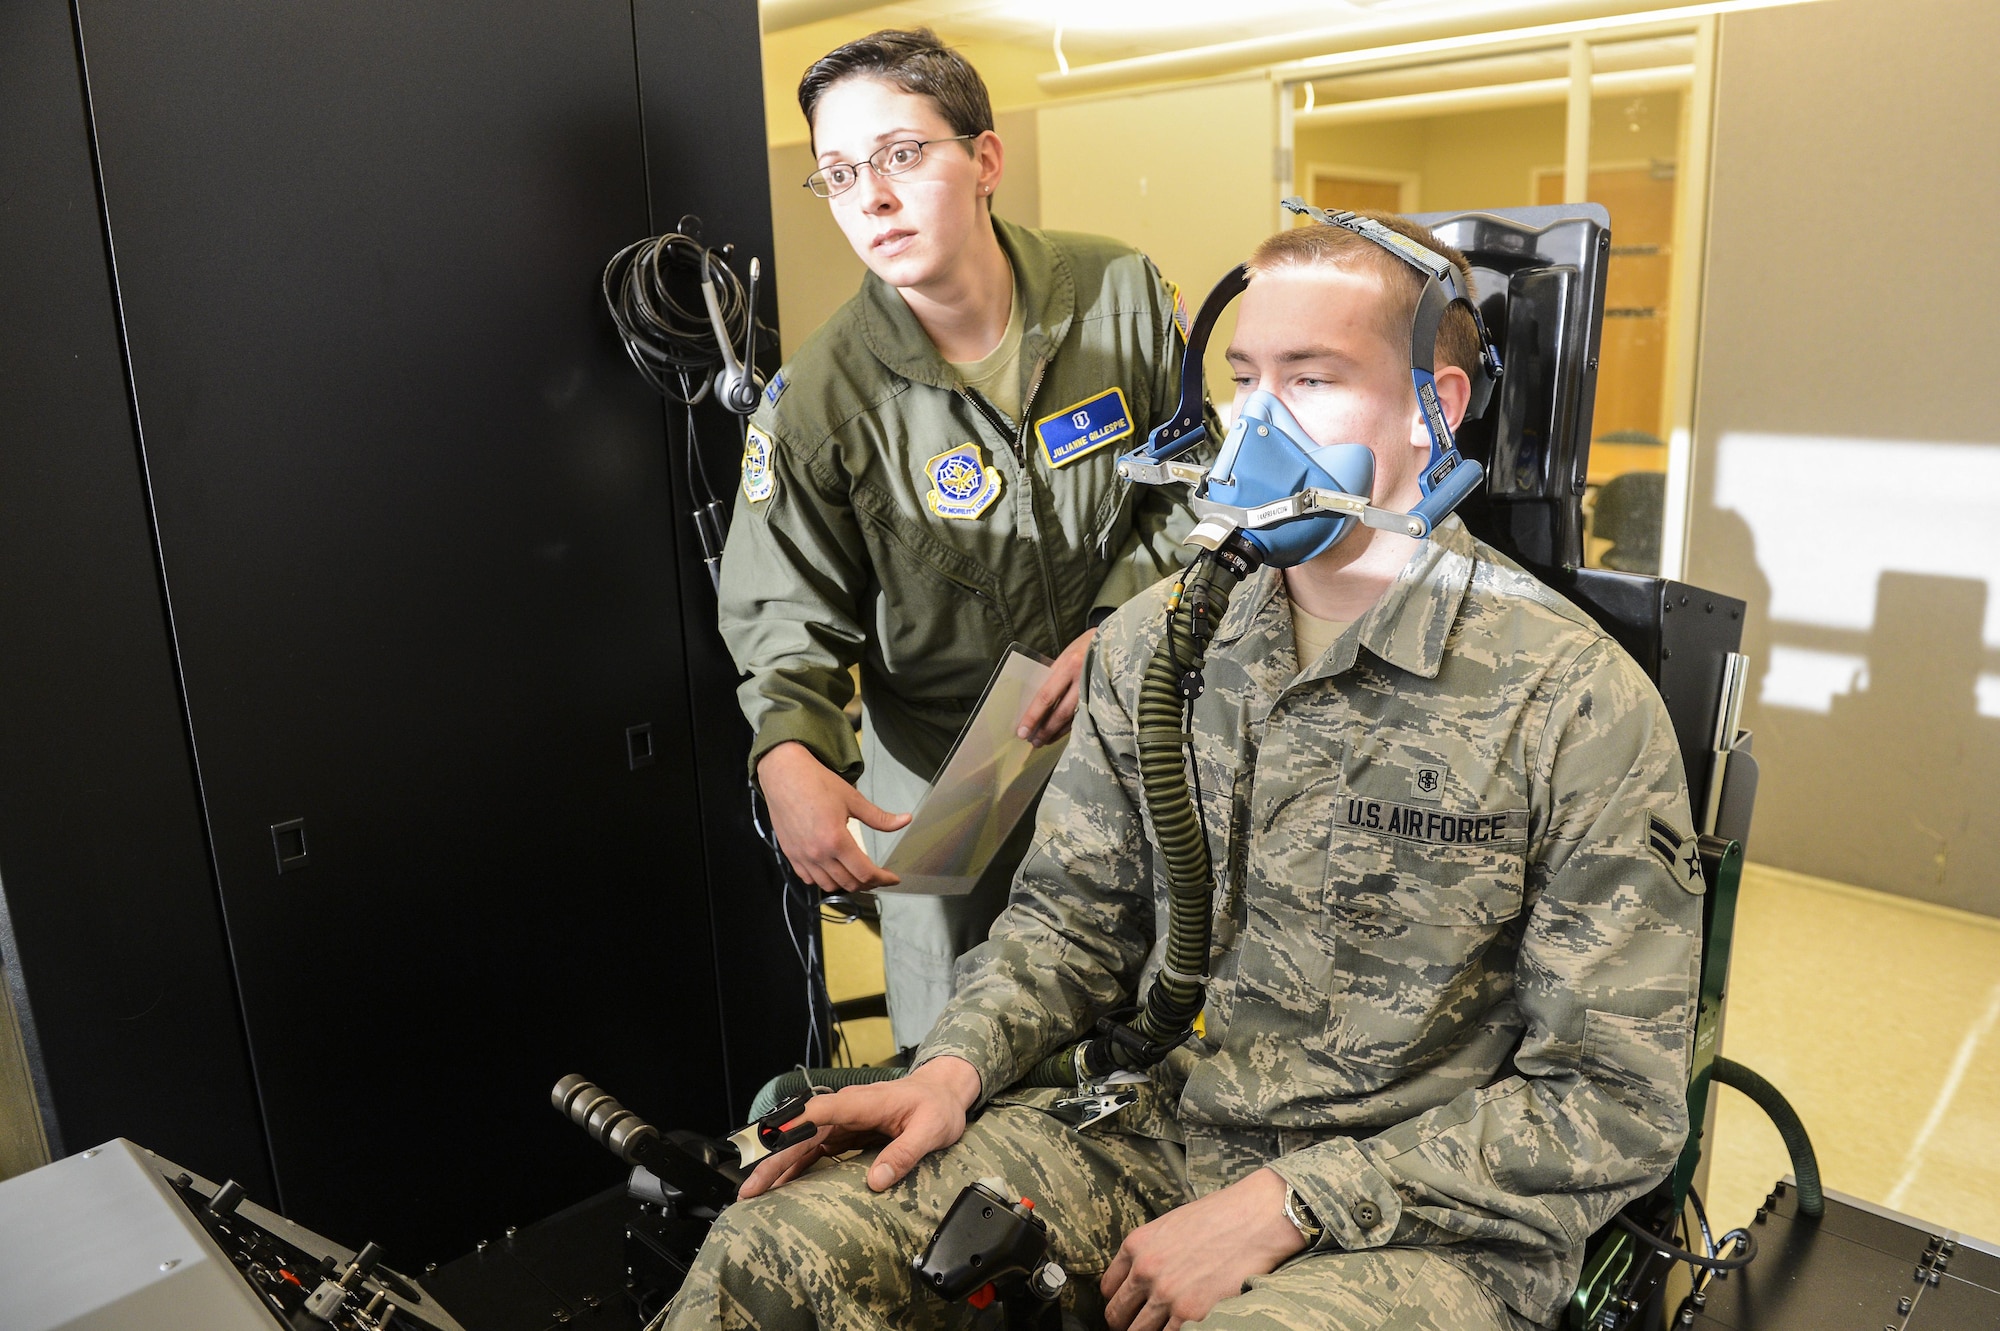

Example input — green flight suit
[717,217,1200,1048]
[667,517,1703,1330]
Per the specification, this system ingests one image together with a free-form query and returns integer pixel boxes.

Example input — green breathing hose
[1023,552,1247,1087]
[748,1065,906,1121]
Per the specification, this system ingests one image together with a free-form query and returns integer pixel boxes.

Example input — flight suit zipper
[960,358,1063,647]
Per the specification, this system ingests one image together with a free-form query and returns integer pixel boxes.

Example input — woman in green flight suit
[717,29,1201,1052]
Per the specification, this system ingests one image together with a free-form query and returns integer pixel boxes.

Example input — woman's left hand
[1016,626,1095,747]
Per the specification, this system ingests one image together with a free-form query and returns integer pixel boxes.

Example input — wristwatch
[1282,1185,1325,1248]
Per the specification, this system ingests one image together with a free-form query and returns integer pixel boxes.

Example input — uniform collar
[1211,516,1477,682]
[857,215,1074,392]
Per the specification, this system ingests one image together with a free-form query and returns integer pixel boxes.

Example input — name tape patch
[1035,387,1133,469]
[1339,796,1529,848]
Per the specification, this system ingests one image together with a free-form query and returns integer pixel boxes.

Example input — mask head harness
[1116,198,1502,569]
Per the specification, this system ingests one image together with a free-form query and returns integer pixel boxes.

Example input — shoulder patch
[1166,280,1192,340]
[1034,387,1133,469]
[764,370,787,406]
[741,426,775,503]
[1646,814,1706,894]
[925,442,1001,520]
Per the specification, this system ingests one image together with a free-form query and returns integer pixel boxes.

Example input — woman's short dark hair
[798,28,994,144]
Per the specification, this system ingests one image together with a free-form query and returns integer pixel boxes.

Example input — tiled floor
[822,861,2000,1245]
[1703,862,2000,1244]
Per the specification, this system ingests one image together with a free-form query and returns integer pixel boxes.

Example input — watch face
[1285,1188,1323,1242]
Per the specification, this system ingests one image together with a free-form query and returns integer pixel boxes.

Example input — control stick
[912,1178,1066,1331]
[551,1074,819,1218]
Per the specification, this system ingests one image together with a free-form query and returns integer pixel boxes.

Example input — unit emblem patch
[741,427,776,503]
[1646,814,1706,894]
[926,442,1001,520]
[1035,387,1133,469]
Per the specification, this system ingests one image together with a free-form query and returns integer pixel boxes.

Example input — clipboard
[877,644,1069,895]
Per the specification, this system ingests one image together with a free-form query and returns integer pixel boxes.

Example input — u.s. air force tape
[1338,795,1529,848]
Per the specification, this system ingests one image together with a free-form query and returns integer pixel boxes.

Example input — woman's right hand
[756,741,911,893]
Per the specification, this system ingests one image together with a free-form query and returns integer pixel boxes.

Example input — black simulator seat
[1416,204,1784,1329]
[1415,203,1754,848]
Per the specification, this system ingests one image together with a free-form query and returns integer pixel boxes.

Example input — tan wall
[1689,0,2000,916]
[1293,92,1681,212]
[1038,78,1277,396]
[761,22,1053,147]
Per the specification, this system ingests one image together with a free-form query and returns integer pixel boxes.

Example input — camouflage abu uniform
[672,517,1703,1330]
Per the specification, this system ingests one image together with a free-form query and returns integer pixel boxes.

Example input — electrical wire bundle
[749,778,866,1073]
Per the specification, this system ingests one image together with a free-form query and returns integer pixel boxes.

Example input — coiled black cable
[601,219,765,405]
[602,217,772,590]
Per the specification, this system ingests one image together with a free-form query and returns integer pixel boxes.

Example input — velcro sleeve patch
[741,426,775,503]
[1337,796,1529,848]
[1646,814,1706,893]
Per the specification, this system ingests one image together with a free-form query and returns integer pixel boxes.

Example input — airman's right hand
[756,741,910,894]
[736,1056,981,1198]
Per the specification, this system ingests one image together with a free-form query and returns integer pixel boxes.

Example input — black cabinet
[1,0,796,1264]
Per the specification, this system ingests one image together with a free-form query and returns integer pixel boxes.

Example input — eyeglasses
[803,135,977,200]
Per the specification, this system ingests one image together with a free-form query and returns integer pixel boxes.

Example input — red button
[968,1283,996,1309]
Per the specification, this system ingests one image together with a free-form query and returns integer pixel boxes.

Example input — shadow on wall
[1700,432,2000,918]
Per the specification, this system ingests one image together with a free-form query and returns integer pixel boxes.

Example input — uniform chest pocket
[1324,792,1529,925]
[1316,791,1528,1080]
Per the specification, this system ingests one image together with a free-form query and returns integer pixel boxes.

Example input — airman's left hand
[1101,1168,1307,1331]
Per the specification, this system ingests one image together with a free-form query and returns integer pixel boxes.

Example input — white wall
[1690,0,2000,915]
[1037,77,1278,396]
